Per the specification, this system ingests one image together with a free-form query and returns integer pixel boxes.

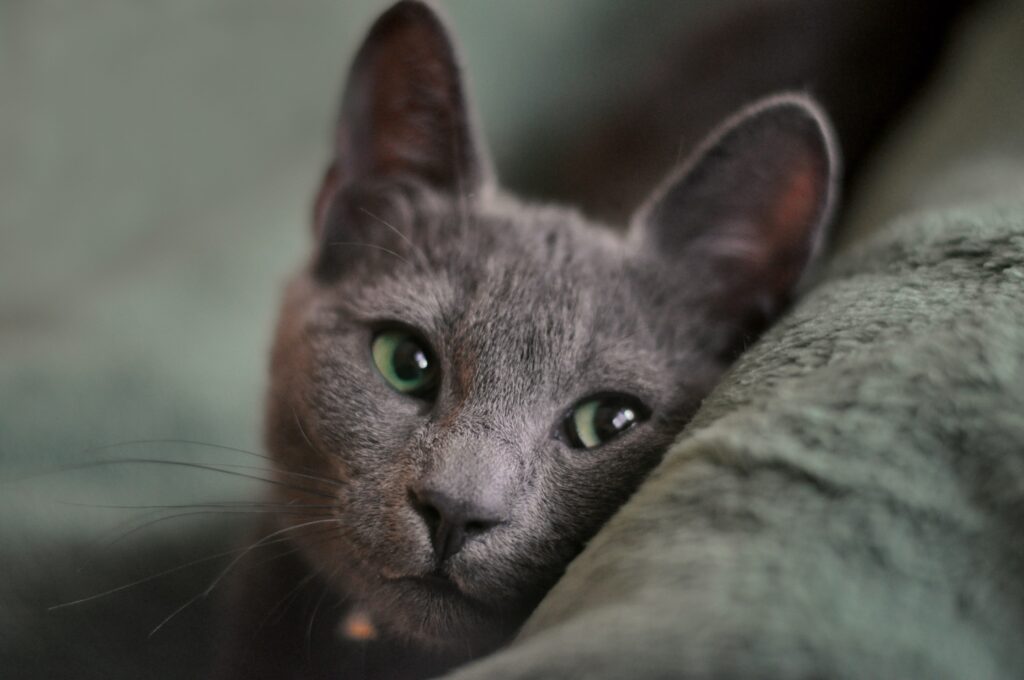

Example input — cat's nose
[407,486,506,563]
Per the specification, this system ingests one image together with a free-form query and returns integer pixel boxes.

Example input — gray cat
[213,1,836,677]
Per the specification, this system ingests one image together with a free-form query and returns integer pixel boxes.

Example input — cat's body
[212,2,974,678]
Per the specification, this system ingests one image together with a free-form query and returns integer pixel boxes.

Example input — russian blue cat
[214,2,837,677]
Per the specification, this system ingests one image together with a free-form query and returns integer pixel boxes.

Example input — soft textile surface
[448,1,1024,678]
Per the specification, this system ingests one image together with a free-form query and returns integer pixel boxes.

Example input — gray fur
[245,0,836,673]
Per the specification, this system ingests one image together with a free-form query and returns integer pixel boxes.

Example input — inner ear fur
[633,92,839,328]
[313,0,489,237]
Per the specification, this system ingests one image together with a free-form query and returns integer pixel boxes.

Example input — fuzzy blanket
[448,1,1024,678]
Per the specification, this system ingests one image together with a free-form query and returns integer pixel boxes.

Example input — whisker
[147,518,341,637]
[75,506,173,573]
[257,569,320,632]
[202,518,341,598]
[87,437,328,478]
[49,524,335,611]
[39,458,338,500]
[137,457,345,492]
[358,207,431,270]
[84,439,275,464]
[249,530,339,569]
[66,500,336,574]
[292,407,329,464]
[82,509,335,564]
[148,596,200,639]
[59,500,337,511]
[306,567,339,661]
[326,241,412,267]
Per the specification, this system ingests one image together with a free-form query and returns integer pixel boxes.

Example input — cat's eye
[565,395,649,449]
[371,329,438,397]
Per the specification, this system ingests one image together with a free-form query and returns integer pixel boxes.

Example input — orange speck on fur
[342,610,378,641]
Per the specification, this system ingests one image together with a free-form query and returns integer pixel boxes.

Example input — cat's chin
[365,572,520,654]
[298,531,523,652]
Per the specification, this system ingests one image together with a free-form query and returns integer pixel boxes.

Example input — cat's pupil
[394,341,429,381]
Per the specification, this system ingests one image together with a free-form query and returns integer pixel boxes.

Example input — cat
[214,1,834,678]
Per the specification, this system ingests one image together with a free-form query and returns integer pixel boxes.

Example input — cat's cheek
[364,503,435,576]
[537,438,667,541]
[304,370,417,471]
[322,464,430,573]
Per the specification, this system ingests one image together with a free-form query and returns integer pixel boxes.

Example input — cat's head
[264,0,837,655]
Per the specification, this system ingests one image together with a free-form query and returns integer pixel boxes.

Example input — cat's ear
[314,0,489,234]
[632,94,838,345]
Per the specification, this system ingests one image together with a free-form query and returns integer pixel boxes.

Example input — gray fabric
[448,1,1024,677]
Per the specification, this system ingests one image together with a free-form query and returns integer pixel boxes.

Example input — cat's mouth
[372,568,515,649]
[403,571,462,596]
[388,569,480,604]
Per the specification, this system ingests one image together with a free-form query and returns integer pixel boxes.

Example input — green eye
[371,330,438,397]
[566,395,649,449]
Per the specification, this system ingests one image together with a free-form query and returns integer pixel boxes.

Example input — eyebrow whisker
[359,207,431,270]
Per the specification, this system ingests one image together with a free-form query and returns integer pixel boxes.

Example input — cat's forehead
[342,198,639,330]
[322,196,677,387]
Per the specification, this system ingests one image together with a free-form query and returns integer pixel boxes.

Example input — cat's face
[263,0,836,655]
[266,188,724,650]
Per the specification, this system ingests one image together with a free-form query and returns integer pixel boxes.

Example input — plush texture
[447,1,1024,677]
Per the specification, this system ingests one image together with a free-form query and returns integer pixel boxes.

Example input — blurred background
[3,0,1001,676]
[0,1,713,677]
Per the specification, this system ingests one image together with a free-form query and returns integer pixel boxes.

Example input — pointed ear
[313,0,488,233]
[632,94,838,343]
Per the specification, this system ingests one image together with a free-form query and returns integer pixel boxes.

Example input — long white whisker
[43,458,339,500]
[48,525,335,611]
[146,518,340,637]
[306,566,339,661]
[359,207,431,270]
[327,241,412,267]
